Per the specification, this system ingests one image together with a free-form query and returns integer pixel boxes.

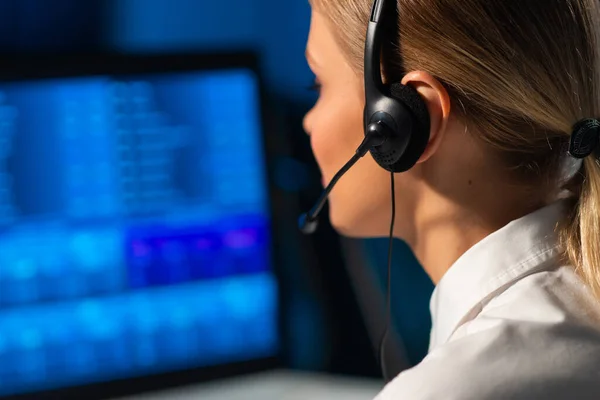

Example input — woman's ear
[402,71,452,163]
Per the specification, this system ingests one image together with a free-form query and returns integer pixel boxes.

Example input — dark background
[0,0,433,384]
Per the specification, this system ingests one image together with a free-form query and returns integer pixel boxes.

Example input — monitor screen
[0,57,278,397]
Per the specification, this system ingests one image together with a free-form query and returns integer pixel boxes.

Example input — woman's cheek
[309,124,331,178]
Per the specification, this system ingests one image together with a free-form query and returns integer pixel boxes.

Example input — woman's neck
[403,183,546,284]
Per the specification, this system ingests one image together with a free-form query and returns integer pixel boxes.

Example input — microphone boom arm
[298,130,386,234]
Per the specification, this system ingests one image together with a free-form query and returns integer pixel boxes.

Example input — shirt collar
[428,200,566,352]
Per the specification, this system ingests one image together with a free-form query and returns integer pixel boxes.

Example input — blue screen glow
[0,68,277,396]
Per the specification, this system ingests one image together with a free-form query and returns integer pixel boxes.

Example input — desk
[116,370,383,400]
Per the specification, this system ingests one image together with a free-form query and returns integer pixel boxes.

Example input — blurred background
[0,0,434,399]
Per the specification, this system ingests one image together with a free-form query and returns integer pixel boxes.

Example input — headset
[298,0,432,383]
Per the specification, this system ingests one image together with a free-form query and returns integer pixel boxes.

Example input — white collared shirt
[375,200,600,400]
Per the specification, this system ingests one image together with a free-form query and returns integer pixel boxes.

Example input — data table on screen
[0,68,277,396]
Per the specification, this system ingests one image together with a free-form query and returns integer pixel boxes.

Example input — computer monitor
[0,53,279,399]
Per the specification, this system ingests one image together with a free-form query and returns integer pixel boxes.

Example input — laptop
[0,52,382,400]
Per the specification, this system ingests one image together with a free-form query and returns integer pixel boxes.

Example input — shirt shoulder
[375,267,600,400]
[376,323,600,400]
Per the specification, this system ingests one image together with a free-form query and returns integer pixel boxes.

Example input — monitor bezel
[0,51,284,400]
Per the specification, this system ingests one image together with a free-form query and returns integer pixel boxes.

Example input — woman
[303,0,600,398]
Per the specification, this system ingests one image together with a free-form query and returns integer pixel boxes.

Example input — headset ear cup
[387,82,431,172]
[389,83,430,134]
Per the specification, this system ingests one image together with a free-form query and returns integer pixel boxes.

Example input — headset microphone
[298,125,387,234]
[299,0,430,235]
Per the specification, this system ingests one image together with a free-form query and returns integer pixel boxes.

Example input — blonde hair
[312,0,600,296]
